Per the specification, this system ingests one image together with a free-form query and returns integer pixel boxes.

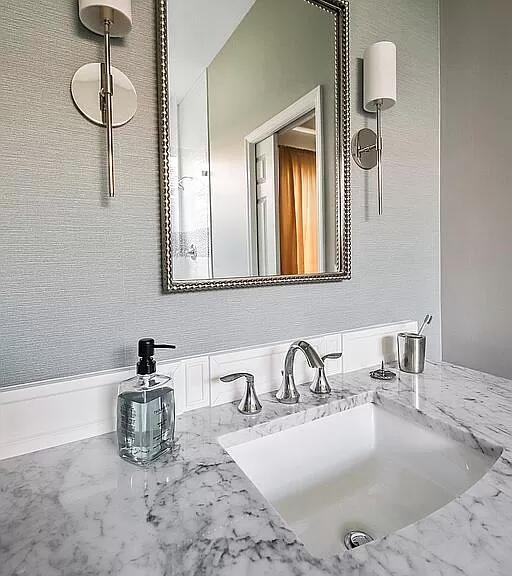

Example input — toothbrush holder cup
[397,332,426,374]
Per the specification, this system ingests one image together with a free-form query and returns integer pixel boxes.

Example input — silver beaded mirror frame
[156,0,351,292]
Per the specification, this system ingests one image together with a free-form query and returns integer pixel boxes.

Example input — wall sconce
[71,0,137,199]
[352,41,396,215]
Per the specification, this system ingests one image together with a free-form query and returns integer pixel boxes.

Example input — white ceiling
[168,0,257,103]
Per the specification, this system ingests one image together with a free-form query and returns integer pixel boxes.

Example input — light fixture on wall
[71,0,137,199]
[352,41,396,215]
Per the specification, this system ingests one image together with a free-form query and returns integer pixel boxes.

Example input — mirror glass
[162,0,350,289]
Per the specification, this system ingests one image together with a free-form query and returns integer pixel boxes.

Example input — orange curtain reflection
[279,146,318,275]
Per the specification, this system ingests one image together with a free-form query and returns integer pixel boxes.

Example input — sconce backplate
[351,128,378,170]
[71,63,137,127]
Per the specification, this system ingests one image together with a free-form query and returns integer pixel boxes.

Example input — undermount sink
[221,399,501,558]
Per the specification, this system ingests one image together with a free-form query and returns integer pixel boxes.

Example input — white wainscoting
[0,321,416,461]
[342,321,418,373]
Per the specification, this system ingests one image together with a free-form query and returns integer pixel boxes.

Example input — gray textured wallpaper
[0,0,440,387]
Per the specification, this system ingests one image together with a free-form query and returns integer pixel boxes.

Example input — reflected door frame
[255,134,280,276]
[244,85,325,276]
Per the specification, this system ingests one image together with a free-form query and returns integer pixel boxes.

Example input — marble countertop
[2,362,512,576]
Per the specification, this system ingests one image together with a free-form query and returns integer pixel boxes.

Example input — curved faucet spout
[276,340,324,404]
[285,341,324,372]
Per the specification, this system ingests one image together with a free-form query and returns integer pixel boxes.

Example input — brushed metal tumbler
[397,333,426,374]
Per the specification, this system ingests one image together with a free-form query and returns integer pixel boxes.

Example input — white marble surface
[1,362,512,575]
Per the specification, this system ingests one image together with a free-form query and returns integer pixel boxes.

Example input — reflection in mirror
[279,115,321,275]
[163,0,350,288]
[251,106,323,277]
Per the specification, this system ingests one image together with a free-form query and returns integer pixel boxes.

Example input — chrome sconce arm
[102,17,115,197]
[71,1,137,200]
[352,42,396,216]
[352,101,385,215]
[376,101,384,215]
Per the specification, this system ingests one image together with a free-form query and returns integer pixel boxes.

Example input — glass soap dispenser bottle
[117,338,176,466]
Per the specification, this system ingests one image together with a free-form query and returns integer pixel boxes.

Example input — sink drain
[344,530,374,550]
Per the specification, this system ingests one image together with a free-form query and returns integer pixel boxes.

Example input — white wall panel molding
[0,369,128,462]
[0,321,413,460]
[171,356,210,414]
[0,358,192,461]
[342,321,418,373]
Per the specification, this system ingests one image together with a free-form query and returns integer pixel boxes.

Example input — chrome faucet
[276,340,324,404]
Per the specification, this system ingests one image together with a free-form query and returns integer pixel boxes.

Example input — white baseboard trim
[0,321,415,461]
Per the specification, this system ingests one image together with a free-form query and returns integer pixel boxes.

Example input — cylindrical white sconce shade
[363,41,397,112]
[78,0,132,37]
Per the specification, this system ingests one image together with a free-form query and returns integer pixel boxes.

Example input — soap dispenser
[117,338,176,466]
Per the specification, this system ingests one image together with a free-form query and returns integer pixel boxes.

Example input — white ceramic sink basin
[222,401,499,558]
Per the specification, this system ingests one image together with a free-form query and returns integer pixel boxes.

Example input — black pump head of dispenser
[137,338,176,375]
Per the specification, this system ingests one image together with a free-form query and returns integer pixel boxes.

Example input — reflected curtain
[279,146,318,275]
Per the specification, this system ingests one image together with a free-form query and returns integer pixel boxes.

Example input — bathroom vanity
[2,0,509,572]
[2,362,511,575]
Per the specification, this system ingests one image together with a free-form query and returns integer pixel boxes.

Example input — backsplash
[0,321,416,460]
[0,0,440,387]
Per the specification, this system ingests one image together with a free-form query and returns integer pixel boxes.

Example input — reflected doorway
[246,87,325,277]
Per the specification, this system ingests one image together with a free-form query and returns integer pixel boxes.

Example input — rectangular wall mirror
[157,0,351,292]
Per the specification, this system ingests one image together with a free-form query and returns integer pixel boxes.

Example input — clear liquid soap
[117,338,176,466]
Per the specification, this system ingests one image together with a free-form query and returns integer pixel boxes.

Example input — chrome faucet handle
[310,352,343,395]
[322,352,343,362]
[220,373,262,415]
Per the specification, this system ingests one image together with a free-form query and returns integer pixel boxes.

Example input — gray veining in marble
[1,363,512,575]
